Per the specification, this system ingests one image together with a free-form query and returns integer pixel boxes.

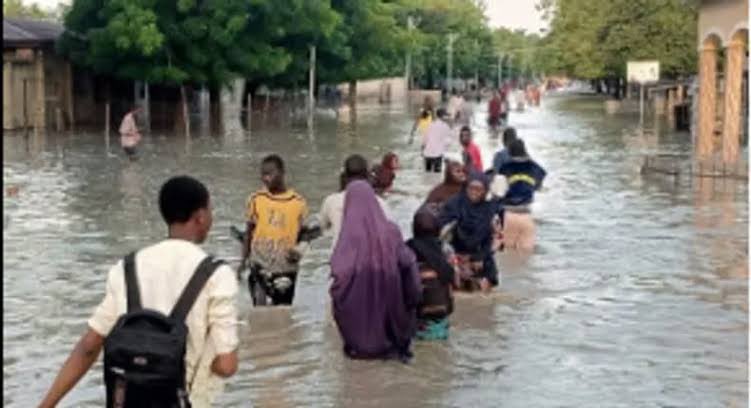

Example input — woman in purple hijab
[330,180,422,362]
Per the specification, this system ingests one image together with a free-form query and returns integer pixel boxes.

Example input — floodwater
[3,94,748,407]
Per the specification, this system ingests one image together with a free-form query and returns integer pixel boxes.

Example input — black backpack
[103,251,224,408]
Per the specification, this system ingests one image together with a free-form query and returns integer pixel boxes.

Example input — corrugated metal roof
[3,18,64,47]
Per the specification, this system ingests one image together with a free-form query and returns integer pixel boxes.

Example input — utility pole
[474,39,479,90]
[405,16,415,91]
[497,53,503,88]
[447,33,458,92]
[308,44,316,129]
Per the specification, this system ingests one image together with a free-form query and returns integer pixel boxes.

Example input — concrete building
[696,0,749,165]
[3,18,74,131]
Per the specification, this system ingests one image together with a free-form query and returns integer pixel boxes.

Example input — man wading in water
[38,176,239,407]
[244,155,309,306]
[119,107,142,161]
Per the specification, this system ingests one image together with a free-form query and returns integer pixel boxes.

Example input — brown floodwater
[3,93,748,407]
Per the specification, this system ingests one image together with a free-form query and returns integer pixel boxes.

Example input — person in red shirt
[487,91,502,135]
[459,126,484,174]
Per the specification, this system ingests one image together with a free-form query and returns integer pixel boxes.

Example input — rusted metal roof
[3,18,64,48]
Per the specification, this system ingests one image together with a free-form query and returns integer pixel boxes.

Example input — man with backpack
[38,175,239,407]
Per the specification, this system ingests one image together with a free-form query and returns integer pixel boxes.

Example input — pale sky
[25,0,549,34]
[485,0,548,34]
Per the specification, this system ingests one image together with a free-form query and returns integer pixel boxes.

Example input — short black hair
[503,127,517,146]
[436,108,447,119]
[460,125,471,135]
[261,154,285,172]
[509,138,527,158]
[158,176,210,225]
[344,154,369,179]
[340,154,369,190]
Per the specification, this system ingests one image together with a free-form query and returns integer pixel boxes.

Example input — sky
[24,0,549,34]
[485,0,548,34]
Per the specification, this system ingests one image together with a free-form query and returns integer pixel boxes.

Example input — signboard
[627,61,660,84]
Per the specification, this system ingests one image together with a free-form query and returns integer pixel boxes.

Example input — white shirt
[447,95,463,119]
[88,239,239,407]
[422,119,452,158]
[319,191,391,249]
[119,113,141,148]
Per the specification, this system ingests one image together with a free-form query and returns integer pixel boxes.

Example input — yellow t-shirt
[246,188,308,274]
[417,116,432,134]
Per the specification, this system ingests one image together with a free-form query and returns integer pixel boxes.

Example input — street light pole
[474,39,479,89]
[405,16,414,91]
[447,33,458,92]
[497,53,503,88]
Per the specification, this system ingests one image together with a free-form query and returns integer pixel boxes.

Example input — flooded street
[3,94,748,407]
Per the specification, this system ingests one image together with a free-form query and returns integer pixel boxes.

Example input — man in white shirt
[447,89,462,125]
[119,107,142,160]
[422,108,453,173]
[320,155,390,249]
[38,176,239,408]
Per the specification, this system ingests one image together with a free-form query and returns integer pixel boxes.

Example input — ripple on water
[3,97,748,407]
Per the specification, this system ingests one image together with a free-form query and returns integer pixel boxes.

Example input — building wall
[43,51,72,129]
[3,50,40,130]
[337,77,408,102]
[698,0,749,46]
[3,48,73,130]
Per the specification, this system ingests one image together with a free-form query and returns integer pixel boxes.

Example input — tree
[536,0,698,94]
[321,0,409,99]
[4,0,53,19]
[394,0,495,89]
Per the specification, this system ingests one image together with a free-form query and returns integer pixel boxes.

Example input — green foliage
[538,0,698,79]
[4,0,50,19]
[394,0,495,88]
[56,0,695,91]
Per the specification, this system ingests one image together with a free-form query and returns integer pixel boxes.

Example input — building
[695,0,749,165]
[3,18,74,131]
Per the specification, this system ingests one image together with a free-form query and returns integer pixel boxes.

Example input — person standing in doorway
[422,108,452,173]
[119,107,143,161]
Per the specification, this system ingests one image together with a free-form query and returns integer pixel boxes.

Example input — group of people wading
[236,88,546,362]
[38,92,546,408]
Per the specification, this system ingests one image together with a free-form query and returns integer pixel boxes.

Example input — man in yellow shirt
[243,154,308,305]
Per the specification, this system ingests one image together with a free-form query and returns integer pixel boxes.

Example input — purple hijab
[330,181,421,360]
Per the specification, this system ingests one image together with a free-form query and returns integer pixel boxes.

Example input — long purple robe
[330,181,421,360]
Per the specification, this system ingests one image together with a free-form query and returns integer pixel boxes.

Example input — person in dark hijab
[406,210,456,340]
[371,152,400,195]
[439,171,503,292]
[329,181,421,362]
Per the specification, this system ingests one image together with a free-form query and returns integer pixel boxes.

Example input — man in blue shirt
[492,127,518,174]
[496,138,546,207]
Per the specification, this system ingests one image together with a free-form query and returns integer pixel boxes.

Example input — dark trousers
[424,156,443,173]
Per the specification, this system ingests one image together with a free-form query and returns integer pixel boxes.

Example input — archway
[696,33,723,159]
[720,29,748,164]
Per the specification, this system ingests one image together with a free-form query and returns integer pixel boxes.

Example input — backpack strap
[123,251,142,312]
[169,256,223,322]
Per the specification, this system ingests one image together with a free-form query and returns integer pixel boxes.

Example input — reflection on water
[3,95,748,407]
